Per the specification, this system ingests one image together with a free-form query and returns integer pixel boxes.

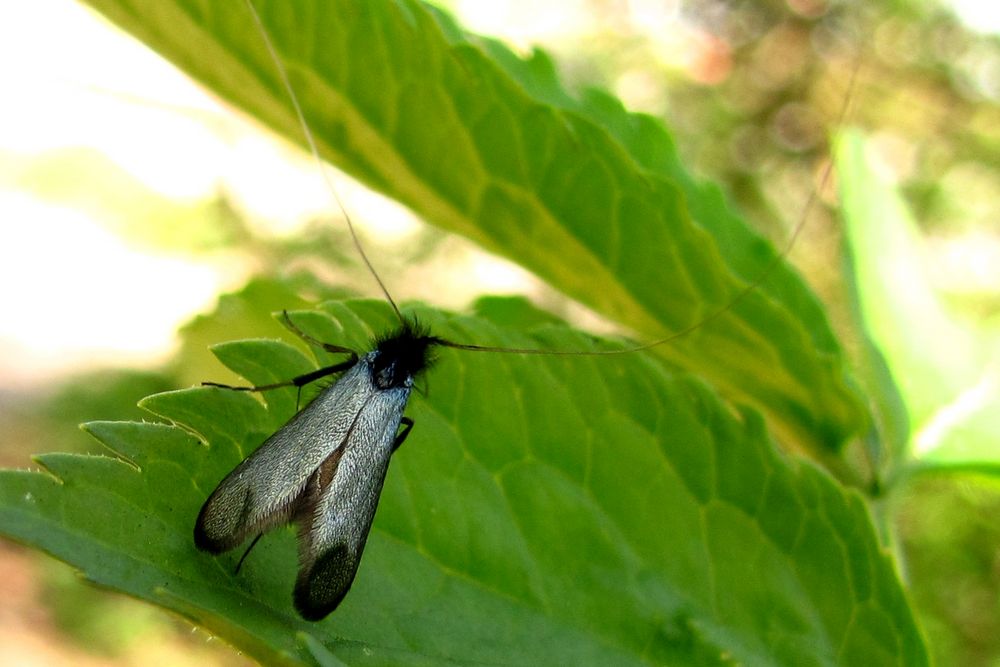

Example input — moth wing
[292,384,411,620]
[194,362,374,554]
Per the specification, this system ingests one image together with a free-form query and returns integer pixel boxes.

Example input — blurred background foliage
[0,0,997,665]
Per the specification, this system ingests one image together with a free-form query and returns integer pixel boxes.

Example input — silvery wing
[291,353,412,619]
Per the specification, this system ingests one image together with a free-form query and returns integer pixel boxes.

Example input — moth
[195,317,442,619]
[194,307,558,619]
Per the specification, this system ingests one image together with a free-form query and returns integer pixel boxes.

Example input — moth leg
[280,310,356,355]
[202,356,359,393]
[234,533,263,574]
[393,417,414,453]
[203,310,362,392]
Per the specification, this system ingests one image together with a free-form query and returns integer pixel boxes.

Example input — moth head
[371,319,441,390]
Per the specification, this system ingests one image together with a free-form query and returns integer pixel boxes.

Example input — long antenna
[441,62,860,357]
[243,0,404,324]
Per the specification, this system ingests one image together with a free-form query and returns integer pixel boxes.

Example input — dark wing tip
[193,522,225,553]
[293,543,355,621]
[194,498,237,554]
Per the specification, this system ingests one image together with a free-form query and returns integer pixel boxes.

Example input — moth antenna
[442,61,862,358]
[243,0,404,324]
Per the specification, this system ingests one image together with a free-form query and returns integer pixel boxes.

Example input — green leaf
[78,0,865,453]
[0,300,926,665]
[837,130,1000,468]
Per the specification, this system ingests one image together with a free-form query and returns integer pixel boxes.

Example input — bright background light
[0,0,557,388]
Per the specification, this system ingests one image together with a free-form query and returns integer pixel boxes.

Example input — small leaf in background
[837,130,1000,470]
